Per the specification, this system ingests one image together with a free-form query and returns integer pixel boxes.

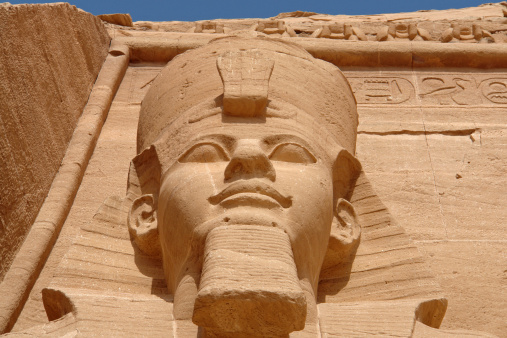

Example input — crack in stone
[357,128,477,136]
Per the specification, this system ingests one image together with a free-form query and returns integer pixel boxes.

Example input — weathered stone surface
[121,2,507,44]
[0,30,126,336]
[0,3,110,281]
[98,13,133,27]
[2,2,506,337]
[10,65,164,332]
[194,226,307,336]
[352,69,506,336]
[419,241,506,335]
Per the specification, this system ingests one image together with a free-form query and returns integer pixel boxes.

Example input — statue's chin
[192,224,307,336]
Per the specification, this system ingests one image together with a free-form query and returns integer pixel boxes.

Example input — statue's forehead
[165,111,333,149]
[153,113,339,175]
[183,123,321,150]
[193,121,315,137]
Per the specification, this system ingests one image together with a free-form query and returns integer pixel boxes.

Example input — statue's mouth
[208,180,292,208]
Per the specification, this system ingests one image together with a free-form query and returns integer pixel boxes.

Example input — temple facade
[0,2,505,336]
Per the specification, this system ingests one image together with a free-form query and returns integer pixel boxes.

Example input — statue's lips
[208,181,292,208]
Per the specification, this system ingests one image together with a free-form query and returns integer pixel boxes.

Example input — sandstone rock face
[0,3,110,282]
[352,71,506,337]
[98,13,133,27]
[1,2,506,337]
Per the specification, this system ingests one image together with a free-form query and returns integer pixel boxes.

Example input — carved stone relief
[348,77,415,104]
[250,19,297,37]
[376,22,431,41]
[151,8,507,44]
[187,21,231,34]
[417,74,507,106]
[419,76,482,105]
[311,23,367,40]
[440,23,494,43]
[480,78,507,104]
[345,72,507,106]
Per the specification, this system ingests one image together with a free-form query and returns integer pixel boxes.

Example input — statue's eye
[179,143,229,163]
[269,143,317,164]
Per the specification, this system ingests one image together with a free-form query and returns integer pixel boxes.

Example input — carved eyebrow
[182,134,236,153]
[262,134,317,155]
[179,142,230,163]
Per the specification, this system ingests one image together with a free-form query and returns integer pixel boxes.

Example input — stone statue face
[157,115,335,291]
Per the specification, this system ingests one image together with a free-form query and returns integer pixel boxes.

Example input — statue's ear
[328,198,360,253]
[128,194,161,257]
[332,148,361,201]
[126,145,162,257]
[324,148,362,265]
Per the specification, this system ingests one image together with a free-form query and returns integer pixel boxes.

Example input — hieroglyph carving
[480,78,507,104]
[346,74,507,106]
[311,24,367,41]
[376,22,431,41]
[250,19,297,37]
[417,75,507,105]
[348,77,415,104]
[176,15,507,44]
[419,76,482,105]
[187,21,230,34]
[440,23,494,43]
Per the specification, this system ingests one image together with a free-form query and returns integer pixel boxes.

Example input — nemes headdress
[137,36,358,156]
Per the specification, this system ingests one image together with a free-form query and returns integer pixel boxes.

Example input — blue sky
[8,1,491,21]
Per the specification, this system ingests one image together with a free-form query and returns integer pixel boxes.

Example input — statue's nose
[224,140,275,182]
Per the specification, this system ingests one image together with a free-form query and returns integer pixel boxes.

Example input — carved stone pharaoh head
[127,36,361,336]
